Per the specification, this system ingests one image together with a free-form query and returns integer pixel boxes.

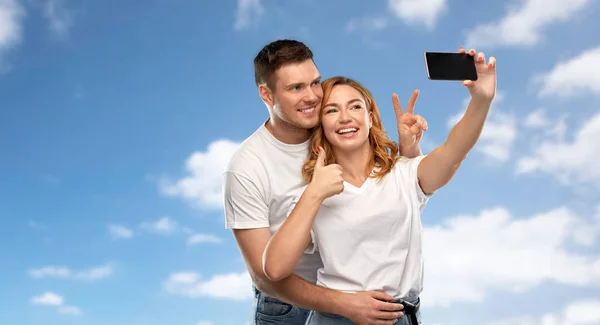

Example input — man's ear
[258,84,274,107]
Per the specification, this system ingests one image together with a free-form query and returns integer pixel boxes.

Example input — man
[222,39,427,325]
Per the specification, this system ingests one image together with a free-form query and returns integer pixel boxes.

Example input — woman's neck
[333,144,374,188]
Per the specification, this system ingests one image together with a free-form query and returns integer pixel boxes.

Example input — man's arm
[234,228,404,324]
[234,227,341,311]
[224,171,404,324]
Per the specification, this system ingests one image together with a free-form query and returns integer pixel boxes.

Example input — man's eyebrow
[285,76,321,89]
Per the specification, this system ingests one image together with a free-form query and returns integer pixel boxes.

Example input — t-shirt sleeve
[223,171,270,229]
[287,195,318,254]
[399,155,433,211]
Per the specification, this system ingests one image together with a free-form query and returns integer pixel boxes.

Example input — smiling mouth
[298,107,315,113]
[336,127,358,134]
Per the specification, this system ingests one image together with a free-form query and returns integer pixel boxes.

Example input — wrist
[399,143,422,157]
[323,290,351,315]
[305,183,326,203]
[470,95,493,108]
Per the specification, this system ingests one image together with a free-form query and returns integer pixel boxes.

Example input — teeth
[299,107,315,113]
[337,128,358,134]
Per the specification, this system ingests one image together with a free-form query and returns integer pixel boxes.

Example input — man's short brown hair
[254,39,314,89]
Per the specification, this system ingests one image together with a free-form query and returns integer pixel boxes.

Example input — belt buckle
[400,298,420,325]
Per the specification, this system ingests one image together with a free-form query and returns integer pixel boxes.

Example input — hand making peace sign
[392,90,428,150]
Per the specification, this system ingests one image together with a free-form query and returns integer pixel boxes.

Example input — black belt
[397,297,420,325]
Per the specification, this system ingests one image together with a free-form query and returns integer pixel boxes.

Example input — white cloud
[29,266,70,279]
[234,0,264,30]
[535,46,600,98]
[31,292,63,306]
[58,305,82,316]
[523,109,550,128]
[421,206,600,307]
[345,16,389,32]
[108,224,133,239]
[42,0,73,38]
[160,139,240,209]
[487,299,600,325]
[74,264,113,281]
[187,233,223,245]
[31,292,81,316]
[447,93,516,163]
[465,0,593,48]
[163,271,252,300]
[388,0,447,30]
[140,216,177,235]
[516,112,600,185]
[28,264,113,281]
[0,0,24,69]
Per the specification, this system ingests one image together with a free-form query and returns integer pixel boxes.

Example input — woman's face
[321,85,372,153]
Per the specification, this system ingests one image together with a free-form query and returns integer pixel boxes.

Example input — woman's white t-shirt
[288,155,431,299]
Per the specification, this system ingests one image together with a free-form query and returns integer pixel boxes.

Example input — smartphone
[424,52,477,81]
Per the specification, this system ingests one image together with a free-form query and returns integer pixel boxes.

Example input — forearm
[399,144,422,158]
[263,185,323,281]
[444,97,492,163]
[417,97,492,194]
[253,272,347,314]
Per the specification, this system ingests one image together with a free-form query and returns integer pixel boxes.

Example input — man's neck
[264,118,311,145]
[333,145,373,187]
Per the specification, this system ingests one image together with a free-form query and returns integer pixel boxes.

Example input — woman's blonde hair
[302,76,399,183]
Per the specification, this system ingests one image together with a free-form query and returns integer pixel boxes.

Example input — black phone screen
[425,52,478,81]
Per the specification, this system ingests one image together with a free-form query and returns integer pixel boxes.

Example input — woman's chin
[329,139,369,154]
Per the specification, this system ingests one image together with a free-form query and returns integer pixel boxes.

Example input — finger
[463,79,474,88]
[392,93,403,118]
[371,310,404,321]
[406,89,419,115]
[488,56,496,69]
[416,115,427,130]
[458,46,466,54]
[376,301,404,312]
[420,116,428,131]
[410,122,421,135]
[468,48,476,56]
[477,52,486,65]
[315,146,326,168]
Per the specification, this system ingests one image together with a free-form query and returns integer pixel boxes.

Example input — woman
[262,48,496,324]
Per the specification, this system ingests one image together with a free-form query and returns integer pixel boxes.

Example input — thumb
[315,146,326,168]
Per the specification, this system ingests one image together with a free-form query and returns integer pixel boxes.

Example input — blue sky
[1,0,600,324]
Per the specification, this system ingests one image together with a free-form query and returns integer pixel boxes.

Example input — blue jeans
[305,296,422,325]
[250,285,310,325]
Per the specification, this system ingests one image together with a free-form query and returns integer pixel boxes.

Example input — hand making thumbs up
[310,146,344,200]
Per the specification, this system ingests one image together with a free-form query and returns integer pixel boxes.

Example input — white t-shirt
[222,123,324,283]
[289,156,431,299]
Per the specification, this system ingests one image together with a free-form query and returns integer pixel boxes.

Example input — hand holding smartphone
[424,52,478,81]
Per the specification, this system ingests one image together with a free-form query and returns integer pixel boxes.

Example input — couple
[223,39,497,325]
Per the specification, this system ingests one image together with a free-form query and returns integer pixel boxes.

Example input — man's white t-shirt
[222,123,323,283]
[289,156,431,299]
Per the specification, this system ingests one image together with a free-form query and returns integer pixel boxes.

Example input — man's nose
[303,88,319,103]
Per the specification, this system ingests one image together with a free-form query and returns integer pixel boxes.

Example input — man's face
[264,59,323,130]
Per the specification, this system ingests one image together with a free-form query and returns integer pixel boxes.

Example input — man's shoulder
[225,126,271,172]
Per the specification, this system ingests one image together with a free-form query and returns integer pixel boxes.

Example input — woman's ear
[369,111,373,129]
